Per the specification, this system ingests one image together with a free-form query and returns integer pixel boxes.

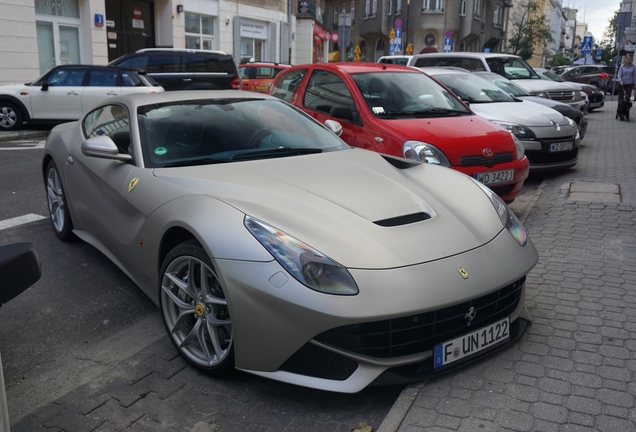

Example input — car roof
[289,62,419,74]
[110,90,276,108]
[239,62,292,67]
[135,48,229,55]
[47,64,143,73]
[411,52,521,60]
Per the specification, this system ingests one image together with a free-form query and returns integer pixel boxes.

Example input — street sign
[581,36,593,55]
[595,49,602,59]
[443,37,452,53]
[395,18,402,29]
[484,48,491,53]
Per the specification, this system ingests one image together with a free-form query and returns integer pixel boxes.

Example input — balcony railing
[298,0,328,26]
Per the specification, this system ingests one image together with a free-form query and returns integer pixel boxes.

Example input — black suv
[559,65,615,93]
[109,48,241,91]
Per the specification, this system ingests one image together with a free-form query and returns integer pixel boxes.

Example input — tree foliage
[594,11,618,65]
[508,0,555,60]
[548,53,571,67]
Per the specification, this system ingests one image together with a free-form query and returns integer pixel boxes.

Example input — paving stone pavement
[379,100,636,432]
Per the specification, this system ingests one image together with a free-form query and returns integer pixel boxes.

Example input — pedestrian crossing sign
[581,36,593,55]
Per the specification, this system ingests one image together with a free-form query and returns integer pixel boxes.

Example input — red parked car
[268,63,529,202]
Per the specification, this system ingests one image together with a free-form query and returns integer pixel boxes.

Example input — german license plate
[549,141,573,152]
[434,317,510,368]
[473,169,514,185]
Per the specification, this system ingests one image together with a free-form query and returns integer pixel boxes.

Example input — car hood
[0,84,28,95]
[469,100,569,127]
[514,79,577,93]
[153,149,506,269]
[518,97,582,117]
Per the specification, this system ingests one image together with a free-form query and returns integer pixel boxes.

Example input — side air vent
[381,154,422,169]
[374,212,431,227]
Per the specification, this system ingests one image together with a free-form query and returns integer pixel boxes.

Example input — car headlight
[471,180,528,246]
[403,141,451,166]
[574,91,582,101]
[490,120,536,141]
[534,91,550,99]
[244,216,359,295]
[510,133,525,160]
[566,117,580,140]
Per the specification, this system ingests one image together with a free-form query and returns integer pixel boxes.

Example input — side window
[239,66,255,79]
[120,72,138,87]
[116,55,149,71]
[89,69,118,87]
[270,69,307,102]
[47,68,88,86]
[303,70,355,114]
[147,55,184,73]
[83,105,132,154]
[190,54,226,72]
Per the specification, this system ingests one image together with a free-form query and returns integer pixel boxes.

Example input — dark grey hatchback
[109,48,241,91]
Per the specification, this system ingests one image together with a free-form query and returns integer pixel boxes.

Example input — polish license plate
[549,141,573,152]
[473,169,514,185]
[434,317,510,368]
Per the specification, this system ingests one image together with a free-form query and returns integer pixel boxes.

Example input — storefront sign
[105,20,115,28]
[240,20,267,39]
[35,0,80,18]
[132,19,144,29]
[313,22,328,40]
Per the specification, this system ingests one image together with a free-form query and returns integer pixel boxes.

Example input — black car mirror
[0,243,41,307]
[41,82,49,91]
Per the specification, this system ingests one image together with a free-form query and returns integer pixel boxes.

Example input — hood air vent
[374,212,431,227]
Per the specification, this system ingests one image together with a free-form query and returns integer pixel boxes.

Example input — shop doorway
[106,0,156,61]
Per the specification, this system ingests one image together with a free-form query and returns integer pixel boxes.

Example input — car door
[299,68,376,151]
[30,67,87,120]
[64,104,145,256]
[81,68,121,113]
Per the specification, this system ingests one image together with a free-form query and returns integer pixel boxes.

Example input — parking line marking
[0,214,47,231]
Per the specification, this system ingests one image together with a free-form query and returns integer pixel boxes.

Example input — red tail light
[231,76,242,90]
[599,73,610,79]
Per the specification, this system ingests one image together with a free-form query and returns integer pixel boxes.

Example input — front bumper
[219,228,538,392]
[521,127,580,170]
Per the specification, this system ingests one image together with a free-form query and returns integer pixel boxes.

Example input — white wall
[0,0,40,85]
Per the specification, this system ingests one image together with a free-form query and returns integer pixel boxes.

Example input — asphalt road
[0,139,404,431]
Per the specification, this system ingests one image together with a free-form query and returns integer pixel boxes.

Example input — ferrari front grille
[314,277,525,358]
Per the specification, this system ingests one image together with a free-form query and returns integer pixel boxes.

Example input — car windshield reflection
[433,73,517,104]
[350,72,471,117]
[138,98,349,168]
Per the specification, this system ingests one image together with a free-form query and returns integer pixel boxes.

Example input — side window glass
[120,72,137,87]
[83,105,132,155]
[303,70,355,114]
[47,68,87,86]
[118,55,149,70]
[190,54,225,72]
[270,69,307,102]
[147,55,183,73]
[89,69,118,87]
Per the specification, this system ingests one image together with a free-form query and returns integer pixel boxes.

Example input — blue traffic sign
[581,36,593,55]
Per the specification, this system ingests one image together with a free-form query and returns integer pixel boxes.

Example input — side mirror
[81,136,133,162]
[41,82,49,91]
[324,119,343,136]
[0,243,41,306]
[330,105,357,121]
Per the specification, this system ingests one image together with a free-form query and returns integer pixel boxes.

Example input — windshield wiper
[162,157,232,168]
[231,147,323,161]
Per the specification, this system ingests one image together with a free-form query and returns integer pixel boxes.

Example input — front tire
[45,160,75,241]
[0,102,23,131]
[160,240,234,376]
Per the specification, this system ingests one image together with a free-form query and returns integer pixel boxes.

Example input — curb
[0,130,49,142]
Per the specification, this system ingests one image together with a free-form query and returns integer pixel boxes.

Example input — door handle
[107,92,119,96]
[67,91,80,96]
[182,78,192,82]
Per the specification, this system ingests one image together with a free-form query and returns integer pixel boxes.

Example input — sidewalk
[379,100,636,431]
[0,128,49,142]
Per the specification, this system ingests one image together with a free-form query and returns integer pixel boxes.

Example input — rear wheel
[45,160,75,241]
[0,102,23,131]
[160,240,234,376]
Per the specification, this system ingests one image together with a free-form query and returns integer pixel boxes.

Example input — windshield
[475,73,530,97]
[486,57,541,80]
[540,70,565,82]
[432,73,516,103]
[350,71,470,117]
[138,98,349,168]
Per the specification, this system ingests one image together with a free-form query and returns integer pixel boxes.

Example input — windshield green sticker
[154,147,167,156]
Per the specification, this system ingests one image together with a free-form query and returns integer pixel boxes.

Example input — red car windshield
[350,72,470,116]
